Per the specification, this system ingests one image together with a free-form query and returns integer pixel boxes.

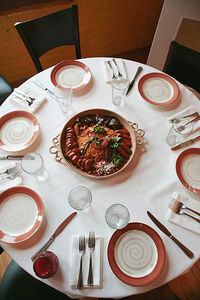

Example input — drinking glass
[21,152,48,181]
[68,186,92,210]
[105,204,130,229]
[166,117,193,146]
[53,83,72,114]
[111,78,129,108]
[33,251,59,279]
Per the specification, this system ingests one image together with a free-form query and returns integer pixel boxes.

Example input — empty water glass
[111,78,129,108]
[53,83,72,114]
[166,117,193,146]
[21,152,48,181]
[68,186,92,210]
[105,204,130,229]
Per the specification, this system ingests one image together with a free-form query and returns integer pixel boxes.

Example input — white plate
[138,72,180,106]
[0,187,44,243]
[0,111,40,152]
[50,60,92,92]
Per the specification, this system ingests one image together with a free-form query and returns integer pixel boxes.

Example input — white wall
[147,0,200,71]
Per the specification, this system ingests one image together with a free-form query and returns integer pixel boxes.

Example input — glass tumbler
[33,251,59,279]
[68,186,92,210]
[105,204,130,229]
[53,83,72,114]
[21,152,48,181]
[111,78,129,108]
[166,117,193,146]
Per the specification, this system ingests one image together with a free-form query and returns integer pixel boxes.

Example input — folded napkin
[0,162,22,192]
[102,59,128,83]
[166,191,200,235]
[70,235,103,289]
[10,87,47,113]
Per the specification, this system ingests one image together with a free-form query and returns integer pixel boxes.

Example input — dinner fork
[168,201,200,223]
[0,166,18,181]
[112,59,123,78]
[14,89,36,106]
[107,61,117,79]
[176,115,200,132]
[87,231,95,286]
[77,235,86,290]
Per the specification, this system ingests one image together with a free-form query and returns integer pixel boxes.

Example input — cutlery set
[0,166,19,181]
[168,200,200,223]
[77,232,95,290]
[14,88,36,106]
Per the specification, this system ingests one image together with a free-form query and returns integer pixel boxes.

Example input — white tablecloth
[0,58,200,298]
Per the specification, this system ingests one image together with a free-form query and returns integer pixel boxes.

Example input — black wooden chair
[14,5,81,73]
[163,41,200,94]
[0,259,72,300]
[0,75,13,105]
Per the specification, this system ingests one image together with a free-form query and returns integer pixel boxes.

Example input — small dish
[107,222,165,286]
[50,60,92,92]
[176,147,200,194]
[0,110,40,152]
[138,72,179,106]
[0,186,44,243]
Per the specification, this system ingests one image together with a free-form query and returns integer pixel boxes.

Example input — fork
[77,235,86,290]
[0,167,18,181]
[176,115,200,132]
[170,112,199,123]
[112,59,123,78]
[168,201,200,223]
[87,231,95,286]
[107,61,117,79]
[14,89,36,106]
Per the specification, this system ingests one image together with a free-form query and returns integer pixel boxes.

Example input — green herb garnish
[94,126,106,134]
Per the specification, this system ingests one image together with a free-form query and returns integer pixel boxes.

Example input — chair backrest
[163,41,200,93]
[14,5,81,73]
[0,75,13,106]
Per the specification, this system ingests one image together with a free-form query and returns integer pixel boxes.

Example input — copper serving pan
[51,109,144,179]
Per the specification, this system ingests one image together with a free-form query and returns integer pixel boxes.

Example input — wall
[147,0,200,70]
[0,0,164,83]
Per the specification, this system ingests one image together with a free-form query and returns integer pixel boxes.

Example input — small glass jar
[33,251,59,279]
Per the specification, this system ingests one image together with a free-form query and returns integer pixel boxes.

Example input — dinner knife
[0,155,24,160]
[33,80,57,99]
[147,211,194,258]
[171,135,200,150]
[126,66,143,95]
[31,212,77,261]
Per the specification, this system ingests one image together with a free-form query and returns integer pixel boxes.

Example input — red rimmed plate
[107,222,166,286]
[50,60,92,92]
[138,72,179,106]
[176,147,200,194]
[0,187,44,244]
[0,110,40,152]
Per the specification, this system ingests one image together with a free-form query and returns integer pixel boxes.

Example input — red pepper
[94,137,108,149]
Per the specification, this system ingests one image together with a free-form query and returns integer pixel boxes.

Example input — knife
[171,135,200,150]
[0,155,25,160]
[126,66,143,95]
[33,80,57,99]
[31,212,77,261]
[147,211,194,258]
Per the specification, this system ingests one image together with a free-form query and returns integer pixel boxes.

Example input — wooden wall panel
[0,0,164,83]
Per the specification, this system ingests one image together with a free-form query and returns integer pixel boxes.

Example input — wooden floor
[1,47,200,299]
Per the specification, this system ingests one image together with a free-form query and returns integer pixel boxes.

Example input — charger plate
[50,60,92,92]
[107,222,166,286]
[176,147,200,194]
[138,72,179,106]
[0,110,40,152]
[0,187,44,243]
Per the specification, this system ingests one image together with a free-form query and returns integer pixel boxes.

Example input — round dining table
[0,57,200,298]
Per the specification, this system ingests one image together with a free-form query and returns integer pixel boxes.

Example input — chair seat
[0,261,71,300]
[0,75,13,105]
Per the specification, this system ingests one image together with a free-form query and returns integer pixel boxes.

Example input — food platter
[176,147,200,194]
[107,223,166,286]
[56,109,143,179]
[0,187,44,243]
[0,110,40,152]
[138,72,180,106]
[50,60,92,92]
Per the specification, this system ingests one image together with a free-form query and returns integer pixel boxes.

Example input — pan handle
[128,122,145,145]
